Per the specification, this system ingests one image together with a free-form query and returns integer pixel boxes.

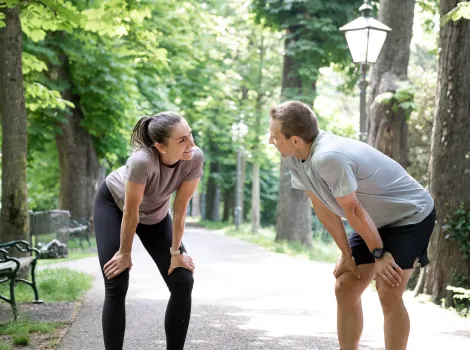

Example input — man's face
[268,118,295,157]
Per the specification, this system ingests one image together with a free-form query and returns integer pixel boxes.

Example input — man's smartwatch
[371,248,386,259]
[170,247,182,256]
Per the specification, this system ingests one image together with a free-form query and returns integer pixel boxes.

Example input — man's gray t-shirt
[106,147,204,225]
[282,131,434,228]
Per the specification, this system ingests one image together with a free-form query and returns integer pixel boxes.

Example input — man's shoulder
[281,156,300,171]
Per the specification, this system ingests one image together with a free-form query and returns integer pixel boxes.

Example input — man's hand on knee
[334,254,361,279]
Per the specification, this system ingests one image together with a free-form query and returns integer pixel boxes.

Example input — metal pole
[358,62,369,142]
[234,146,243,229]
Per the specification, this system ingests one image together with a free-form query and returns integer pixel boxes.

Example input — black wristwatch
[371,248,386,259]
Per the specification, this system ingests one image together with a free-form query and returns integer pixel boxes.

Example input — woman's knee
[104,269,129,298]
[167,268,194,295]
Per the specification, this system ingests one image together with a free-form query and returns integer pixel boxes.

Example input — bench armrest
[0,240,40,260]
[0,248,21,273]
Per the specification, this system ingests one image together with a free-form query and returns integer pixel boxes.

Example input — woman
[93,111,204,350]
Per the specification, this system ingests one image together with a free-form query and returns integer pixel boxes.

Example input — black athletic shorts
[349,207,436,270]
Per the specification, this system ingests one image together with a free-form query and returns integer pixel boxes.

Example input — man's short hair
[270,101,319,143]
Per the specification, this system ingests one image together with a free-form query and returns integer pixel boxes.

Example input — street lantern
[339,0,391,141]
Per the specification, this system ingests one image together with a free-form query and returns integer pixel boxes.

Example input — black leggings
[94,182,193,350]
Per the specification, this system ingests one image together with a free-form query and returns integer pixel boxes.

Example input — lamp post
[339,0,391,142]
[231,121,248,230]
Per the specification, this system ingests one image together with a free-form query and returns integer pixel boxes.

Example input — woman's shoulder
[127,148,158,169]
[191,147,204,164]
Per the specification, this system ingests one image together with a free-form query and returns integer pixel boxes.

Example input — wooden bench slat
[0,257,34,272]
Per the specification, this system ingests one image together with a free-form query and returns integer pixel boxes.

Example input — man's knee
[335,274,365,303]
[104,269,129,298]
[168,268,194,295]
[377,284,403,312]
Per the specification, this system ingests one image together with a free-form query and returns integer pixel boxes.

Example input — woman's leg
[137,214,193,350]
[94,182,129,349]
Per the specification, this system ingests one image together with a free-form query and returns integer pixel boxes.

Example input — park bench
[0,240,43,320]
[29,210,92,251]
[69,219,91,249]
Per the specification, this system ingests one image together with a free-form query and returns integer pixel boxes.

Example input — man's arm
[306,191,351,256]
[335,191,383,251]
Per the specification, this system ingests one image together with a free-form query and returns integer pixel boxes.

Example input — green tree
[424,0,470,301]
[251,0,357,245]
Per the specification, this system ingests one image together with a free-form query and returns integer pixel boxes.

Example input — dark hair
[130,111,182,149]
[270,101,318,143]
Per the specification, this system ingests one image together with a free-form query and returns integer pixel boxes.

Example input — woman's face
[156,119,196,163]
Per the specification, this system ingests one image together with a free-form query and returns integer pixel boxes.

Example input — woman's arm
[171,178,201,252]
[119,180,145,254]
[104,180,144,279]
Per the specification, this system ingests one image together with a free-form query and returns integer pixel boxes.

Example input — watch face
[373,248,384,258]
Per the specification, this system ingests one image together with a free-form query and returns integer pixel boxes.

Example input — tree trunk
[223,186,234,222]
[423,0,470,302]
[251,34,264,234]
[251,162,260,234]
[50,50,100,221]
[275,34,312,246]
[0,6,29,244]
[240,152,246,221]
[205,162,221,221]
[191,191,201,217]
[367,0,416,168]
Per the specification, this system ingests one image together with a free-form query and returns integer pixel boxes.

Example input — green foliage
[441,1,470,26]
[251,0,358,101]
[443,285,470,317]
[416,0,439,32]
[407,64,436,186]
[443,204,470,260]
[27,141,60,211]
[375,83,416,120]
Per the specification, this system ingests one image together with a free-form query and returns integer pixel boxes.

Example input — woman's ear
[154,142,166,154]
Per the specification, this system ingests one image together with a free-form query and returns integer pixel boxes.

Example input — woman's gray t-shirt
[106,147,204,225]
[282,131,434,228]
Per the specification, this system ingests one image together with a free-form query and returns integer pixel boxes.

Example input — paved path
[55,226,470,349]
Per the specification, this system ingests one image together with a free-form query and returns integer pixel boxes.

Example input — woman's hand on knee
[168,254,195,275]
[104,251,132,279]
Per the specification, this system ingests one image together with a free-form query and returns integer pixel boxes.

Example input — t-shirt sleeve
[315,152,358,197]
[126,152,150,184]
[291,173,307,190]
[281,157,307,190]
[185,147,204,181]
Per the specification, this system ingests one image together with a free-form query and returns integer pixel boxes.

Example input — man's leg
[376,268,414,350]
[335,263,375,350]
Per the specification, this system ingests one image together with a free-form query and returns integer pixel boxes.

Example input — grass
[0,268,93,303]
[0,318,62,349]
[198,220,341,263]
[0,343,11,350]
[11,332,29,345]
[0,319,57,336]
[0,267,93,348]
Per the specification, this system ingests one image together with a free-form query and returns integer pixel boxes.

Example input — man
[268,100,435,350]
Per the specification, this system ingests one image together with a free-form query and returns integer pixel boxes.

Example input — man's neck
[297,142,313,161]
